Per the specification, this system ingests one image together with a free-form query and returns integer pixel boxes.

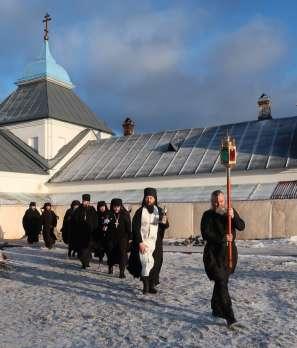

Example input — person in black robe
[106,198,132,278]
[201,190,245,327]
[41,203,58,249]
[93,201,109,266]
[128,188,169,294]
[22,202,42,244]
[61,200,80,257]
[71,194,98,269]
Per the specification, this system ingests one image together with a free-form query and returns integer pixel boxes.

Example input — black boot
[142,277,149,294]
[108,266,113,274]
[119,266,126,279]
[227,317,237,327]
[149,279,157,294]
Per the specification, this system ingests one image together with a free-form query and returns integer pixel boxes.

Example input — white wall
[45,119,86,158]
[5,119,86,159]
[5,119,47,157]
[99,131,112,139]
[0,171,49,193]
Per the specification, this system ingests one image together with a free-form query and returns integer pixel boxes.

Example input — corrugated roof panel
[249,119,276,170]
[0,81,112,133]
[268,119,297,169]
[197,125,231,174]
[136,131,176,177]
[108,134,152,179]
[0,130,47,174]
[51,117,297,182]
[85,137,128,180]
[235,121,259,170]
[150,129,190,177]
[49,184,262,205]
[164,128,203,176]
[97,136,139,180]
[271,181,297,199]
[180,127,217,175]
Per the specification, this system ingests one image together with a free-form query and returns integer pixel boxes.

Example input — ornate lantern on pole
[220,135,237,270]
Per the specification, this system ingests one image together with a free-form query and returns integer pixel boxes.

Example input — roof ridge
[47,128,91,168]
[0,129,49,171]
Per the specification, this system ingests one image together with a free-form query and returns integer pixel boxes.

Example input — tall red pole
[220,135,236,271]
[226,166,233,271]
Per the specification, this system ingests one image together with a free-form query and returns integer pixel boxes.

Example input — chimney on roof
[257,94,272,120]
[122,117,135,136]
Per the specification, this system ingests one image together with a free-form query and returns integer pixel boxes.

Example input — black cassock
[128,206,169,286]
[41,211,58,249]
[61,208,72,244]
[22,208,42,244]
[93,211,109,263]
[61,208,77,256]
[201,208,245,323]
[106,211,132,271]
[71,205,98,268]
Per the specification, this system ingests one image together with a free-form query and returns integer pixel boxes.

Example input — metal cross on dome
[43,13,52,41]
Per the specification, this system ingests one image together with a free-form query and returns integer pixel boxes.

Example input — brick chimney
[257,94,272,120]
[122,117,135,136]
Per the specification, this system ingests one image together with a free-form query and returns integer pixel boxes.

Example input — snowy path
[0,244,296,348]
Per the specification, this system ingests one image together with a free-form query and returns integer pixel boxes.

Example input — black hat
[111,198,122,207]
[82,194,91,202]
[97,201,106,207]
[71,200,80,208]
[42,202,51,209]
[144,187,157,200]
[29,202,36,207]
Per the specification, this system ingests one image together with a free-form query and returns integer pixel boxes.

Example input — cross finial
[43,13,52,41]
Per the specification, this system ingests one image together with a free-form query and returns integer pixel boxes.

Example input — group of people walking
[22,202,58,249]
[22,187,245,326]
[22,188,170,295]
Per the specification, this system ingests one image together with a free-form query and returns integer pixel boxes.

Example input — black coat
[93,211,109,251]
[71,205,98,250]
[106,210,132,266]
[61,208,74,244]
[128,206,169,284]
[201,208,245,281]
[23,208,42,234]
[93,211,109,242]
[22,208,42,241]
[41,210,58,247]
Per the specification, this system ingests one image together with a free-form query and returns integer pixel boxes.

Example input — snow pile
[288,235,297,245]
[253,242,265,248]
[0,244,296,347]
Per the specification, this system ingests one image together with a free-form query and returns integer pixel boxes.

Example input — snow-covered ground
[0,241,296,348]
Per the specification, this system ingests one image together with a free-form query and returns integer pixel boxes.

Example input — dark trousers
[42,228,56,249]
[106,240,127,271]
[27,232,39,244]
[211,279,235,321]
[78,247,92,267]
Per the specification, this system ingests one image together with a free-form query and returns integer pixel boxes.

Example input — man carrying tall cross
[200,190,245,327]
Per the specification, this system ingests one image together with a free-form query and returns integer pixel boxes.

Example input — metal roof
[16,41,73,88]
[0,182,283,205]
[0,129,48,174]
[51,116,297,183]
[49,183,276,205]
[47,129,92,169]
[0,80,113,133]
[271,181,297,199]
